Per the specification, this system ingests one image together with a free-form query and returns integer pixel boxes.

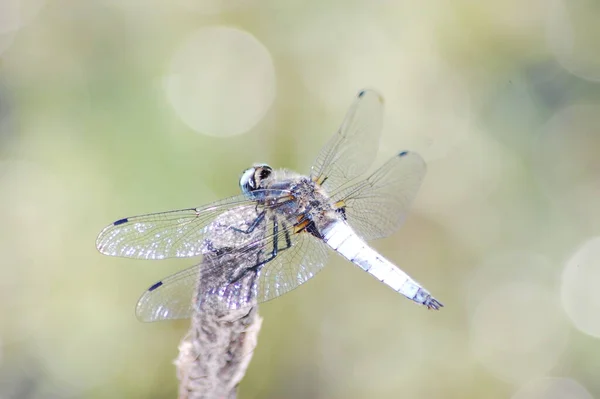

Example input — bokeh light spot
[561,236,600,338]
[470,282,569,383]
[547,0,600,81]
[0,0,21,34]
[533,104,600,229]
[0,0,46,56]
[164,26,276,137]
[512,377,593,399]
[0,0,20,56]
[467,251,556,316]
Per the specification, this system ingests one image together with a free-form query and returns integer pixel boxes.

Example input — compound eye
[240,167,257,195]
[259,166,272,180]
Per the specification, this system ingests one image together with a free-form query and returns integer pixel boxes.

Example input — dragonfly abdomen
[322,221,443,310]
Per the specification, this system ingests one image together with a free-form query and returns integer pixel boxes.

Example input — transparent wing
[310,89,385,193]
[332,151,426,241]
[135,207,329,322]
[136,264,200,322]
[199,227,330,312]
[257,230,329,303]
[95,189,290,260]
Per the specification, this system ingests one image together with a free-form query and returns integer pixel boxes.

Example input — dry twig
[175,206,265,398]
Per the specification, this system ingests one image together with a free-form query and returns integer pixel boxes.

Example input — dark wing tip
[398,151,409,157]
[356,89,384,104]
[148,281,163,292]
[113,218,129,226]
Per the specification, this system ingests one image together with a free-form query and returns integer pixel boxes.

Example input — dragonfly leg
[229,218,293,286]
[230,210,266,234]
[281,221,292,249]
[254,218,293,265]
[249,218,293,269]
[243,267,260,305]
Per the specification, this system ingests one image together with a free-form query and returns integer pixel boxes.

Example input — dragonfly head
[240,164,273,197]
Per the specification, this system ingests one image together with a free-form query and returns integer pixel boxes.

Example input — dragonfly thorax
[267,173,339,233]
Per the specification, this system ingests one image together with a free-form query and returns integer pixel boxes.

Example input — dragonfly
[96,89,443,322]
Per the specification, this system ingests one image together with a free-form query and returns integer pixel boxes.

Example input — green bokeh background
[1,1,600,398]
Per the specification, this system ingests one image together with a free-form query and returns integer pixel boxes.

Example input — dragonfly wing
[136,204,328,320]
[136,264,200,322]
[256,229,329,303]
[96,189,290,260]
[199,211,329,310]
[310,90,385,193]
[135,204,265,321]
[332,151,426,241]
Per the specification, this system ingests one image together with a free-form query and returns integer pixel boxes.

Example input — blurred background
[1,0,600,398]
